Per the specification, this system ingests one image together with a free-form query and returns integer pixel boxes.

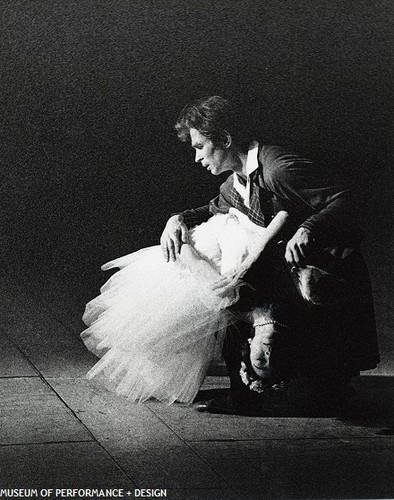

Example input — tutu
[81,208,269,404]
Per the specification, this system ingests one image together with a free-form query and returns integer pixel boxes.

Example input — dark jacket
[179,145,379,375]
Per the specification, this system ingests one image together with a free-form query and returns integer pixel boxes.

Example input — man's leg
[194,321,262,414]
[221,322,251,392]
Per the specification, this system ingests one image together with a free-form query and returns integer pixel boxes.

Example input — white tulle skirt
[81,208,268,404]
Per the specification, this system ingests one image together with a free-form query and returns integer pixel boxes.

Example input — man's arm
[160,214,189,262]
[262,148,362,266]
[162,175,235,261]
[264,150,361,240]
[171,205,211,228]
[161,202,212,262]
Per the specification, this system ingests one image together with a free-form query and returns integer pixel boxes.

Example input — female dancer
[81,208,289,404]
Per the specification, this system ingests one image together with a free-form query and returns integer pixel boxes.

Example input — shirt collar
[245,140,259,177]
[232,141,259,208]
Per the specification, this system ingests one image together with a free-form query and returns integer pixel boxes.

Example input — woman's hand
[285,227,315,267]
[160,215,189,262]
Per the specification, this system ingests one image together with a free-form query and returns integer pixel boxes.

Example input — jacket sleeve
[173,175,235,227]
[208,175,234,216]
[171,205,211,228]
[262,148,362,246]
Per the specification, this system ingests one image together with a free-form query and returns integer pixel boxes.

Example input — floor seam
[144,403,242,496]
[0,306,137,486]
[0,440,94,448]
[186,435,394,443]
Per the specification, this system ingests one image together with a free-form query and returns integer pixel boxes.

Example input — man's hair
[175,95,255,152]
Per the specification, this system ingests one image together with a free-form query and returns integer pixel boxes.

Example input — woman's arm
[181,210,289,275]
[258,210,289,250]
[179,211,290,301]
[233,210,290,279]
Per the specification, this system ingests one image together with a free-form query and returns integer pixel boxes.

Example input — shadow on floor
[338,375,394,432]
[195,375,394,426]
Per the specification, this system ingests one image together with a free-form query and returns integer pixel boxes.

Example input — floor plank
[48,378,187,448]
[0,442,135,489]
[48,378,230,489]
[190,437,394,499]
[0,378,92,445]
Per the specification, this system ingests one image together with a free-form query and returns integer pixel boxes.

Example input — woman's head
[240,323,293,393]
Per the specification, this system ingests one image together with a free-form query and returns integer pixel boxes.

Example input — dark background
[0,0,392,367]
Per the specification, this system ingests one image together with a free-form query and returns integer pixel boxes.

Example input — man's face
[189,128,230,175]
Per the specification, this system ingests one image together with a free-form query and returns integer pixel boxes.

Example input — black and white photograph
[0,1,393,499]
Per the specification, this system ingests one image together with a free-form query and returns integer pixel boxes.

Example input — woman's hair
[175,95,256,153]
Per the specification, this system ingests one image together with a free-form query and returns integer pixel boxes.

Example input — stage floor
[0,269,393,500]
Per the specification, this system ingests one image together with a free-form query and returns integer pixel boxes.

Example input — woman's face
[249,333,273,379]
[249,326,292,383]
[189,128,233,176]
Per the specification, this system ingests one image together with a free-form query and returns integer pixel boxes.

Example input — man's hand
[160,215,189,262]
[285,227,315,267]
